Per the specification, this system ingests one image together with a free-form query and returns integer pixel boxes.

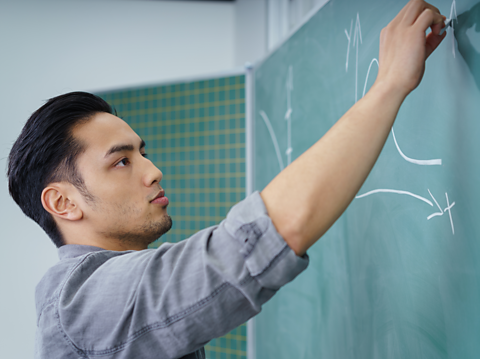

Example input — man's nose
[142,156,163,187]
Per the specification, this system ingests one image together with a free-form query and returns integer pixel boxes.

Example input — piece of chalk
[439,19,452,36]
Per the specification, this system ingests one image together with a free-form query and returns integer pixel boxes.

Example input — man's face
[72,112,172,248]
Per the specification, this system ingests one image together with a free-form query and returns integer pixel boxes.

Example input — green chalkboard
[254,0,480,358]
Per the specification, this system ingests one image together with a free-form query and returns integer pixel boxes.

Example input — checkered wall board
[97,74,247,359]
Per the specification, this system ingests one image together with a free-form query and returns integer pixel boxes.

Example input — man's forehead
[73,112,140,152]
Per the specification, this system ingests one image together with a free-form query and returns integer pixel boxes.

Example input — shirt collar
[58,244,106,260]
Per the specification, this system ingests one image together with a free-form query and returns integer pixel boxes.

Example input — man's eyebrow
[104,139,146,158]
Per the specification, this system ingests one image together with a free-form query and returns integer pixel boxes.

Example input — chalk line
[259,110,285,171]
[391,128,442,166]
[450,0,457,57]
[427,189,444,220]
[285,66,293,165]
[444,192,455,235]
[361,59,442,166]
[362,58,379,98]
[353,13,362,103]
[345,19,353,72]
[356,189,433,206]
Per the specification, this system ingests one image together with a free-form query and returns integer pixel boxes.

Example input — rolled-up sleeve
[58,191,309,359]
[223,190,309,289]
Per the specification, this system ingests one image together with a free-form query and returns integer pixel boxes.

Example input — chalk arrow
[427,189,444,220]
[353,13,362,48]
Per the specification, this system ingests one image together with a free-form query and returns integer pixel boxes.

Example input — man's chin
[149,215,173,243]
[106,215,173,248]
[143,215,173,245]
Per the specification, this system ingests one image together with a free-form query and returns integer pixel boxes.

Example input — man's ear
[41,183,83,221]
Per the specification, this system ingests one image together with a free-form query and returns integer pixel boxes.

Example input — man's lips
[151,190,169,207]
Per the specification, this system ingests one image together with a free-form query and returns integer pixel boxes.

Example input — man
[8,1,447,358]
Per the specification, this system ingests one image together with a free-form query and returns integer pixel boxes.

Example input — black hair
[7,92,113,247]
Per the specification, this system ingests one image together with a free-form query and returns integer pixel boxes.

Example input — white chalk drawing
[427,189,444,219]
[259,110,285,171]
[450,0,458,57]
[258,12,457,235]
[362,58,379,98]
[285,66,294,166]
[391,129,442,165]
[356,189,434,206]
[259,66,295,172]
[344,19,353,72]
[426,189,455,234]
[355,188,455,234]
[362,58,442,165]
[444,192,455,234]
[343,14,454,233]
[353,13,363,103]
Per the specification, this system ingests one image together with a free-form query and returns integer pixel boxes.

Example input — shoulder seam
[54,251,105,357]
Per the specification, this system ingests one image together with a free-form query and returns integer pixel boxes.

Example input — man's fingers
[430,21,444,36]
[425,29,447,59]
[389,0,414,26]
[404,0,442,25]
[414,7,445,33]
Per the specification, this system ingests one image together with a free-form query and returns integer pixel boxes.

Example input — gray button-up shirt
[34,192,309,358]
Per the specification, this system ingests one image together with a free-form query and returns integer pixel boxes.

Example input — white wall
[0,1,245,357]
[234,0,267,67]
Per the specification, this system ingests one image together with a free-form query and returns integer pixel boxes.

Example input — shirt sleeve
[58,191,309,359]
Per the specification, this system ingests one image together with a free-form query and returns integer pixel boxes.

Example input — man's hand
[377,0,446,97]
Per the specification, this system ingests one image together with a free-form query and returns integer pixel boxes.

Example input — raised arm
[260,0,447,256]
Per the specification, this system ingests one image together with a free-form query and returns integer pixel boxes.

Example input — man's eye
[116,158,129,167]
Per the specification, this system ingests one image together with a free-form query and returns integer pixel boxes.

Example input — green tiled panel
[97,75,246,359]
